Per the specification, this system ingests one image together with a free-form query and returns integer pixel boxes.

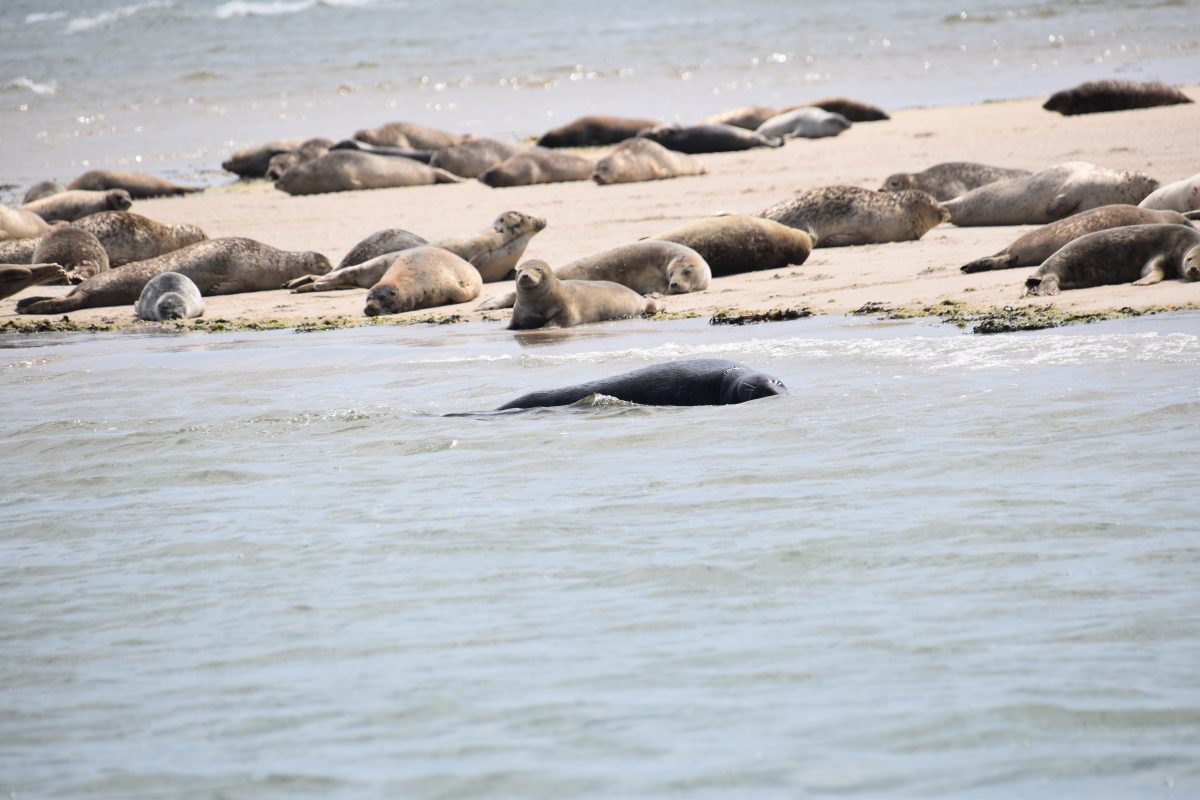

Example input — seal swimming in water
[33,226,110,282]
[649,215,814,276]
[507,260,659,329]
[479,148,594,187]
[1024,224,1200,295]
[16,238,330,314]
[592,138,708,185]
[21,188,132,222]
[1138,172,1200,214]
[73,211,209,267]
[273,150,462,194]
[1043,79,1193,115]
[361,246,483,316]
[755,107,851,139]
[536,115,659,148]
[757,185,948,246]
[66,170,201,198]
[496,359,788,409]
[638,123,782,154]
[352,121,466,150]
[943,162,1160,226]
[134,271,205,320]
[0,264,68,301]
[881,162,1032,201]
[960,205,1194,273]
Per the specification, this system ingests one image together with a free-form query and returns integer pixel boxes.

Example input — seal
[264,137,334,181]
[496,358,787,409]
[649,214,814,276]
[429,138,525,179]
[805,97,890,122]
[479,148,594,187]
[221,139,306,178]
[637,123,782,154]
[961,205,1194,273]
[334,229,430,271]
[496,359,788,409]
[0,205,51,241]
[16,238,330,315]
[1138,172,1200,213]
[536,115,659,148]
[329,139,436,162]
[0,264,68,301]
[881,162,1032,201]
[755,107,852,139]
[134,271,205,321]
[273,150,462,195]
[21,188,132,223]
[507,260,659,329]
[1043,80,1193,116]
[22,180,65,204]
[73,211,209,267]
[592,138,708,185]
[362,246,483,316]
[0,238,40,264]
[1025,224,1200,295]
[32,226,110,282]
[66,170,201,198]
[943,162,1161,226]
[352,121,466,150]
[757,185,949,246]
[702,105,779,130]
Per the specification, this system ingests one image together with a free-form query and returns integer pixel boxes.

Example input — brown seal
[507,260,659,329]
[16,238,330,315]
[1,205,51,241]
[804,97,890,122]
[480,148,594,187]
[0,264,68,301]
[1043,80,1193,116]
[961,205,1193,273]
[21,189,132,222]
[701,105,779,130]
[264,138,335,181]
[221,139,306,178]
[352,121,466,150]
[33,226,110,282]
[1024,224,1200,295]
[757,185,948,246]
[73,211,209,267]
[592,138,708,185]
[536,115,659,148]
[362,246,483,316]
[273,150,462,195]
[650,214,813,276]
[66,170,201,198]
[881,162,1032,201]
[429,138,525,179]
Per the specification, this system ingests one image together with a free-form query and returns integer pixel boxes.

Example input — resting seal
[1138,173,1200,213]
[21,189,132,222]
[0,205,51,241]
[0,238,40,264]
[755,107,851,139]
[33,226,110,282]
[536,115,659,148]
[961,205,1193,273]
[353,121,466,150]
[221,139,306,178]
[264,138,334,181]
[16,238,330,315]
[66,170,201,198]
[1043,80,1193,116]
[508,260,659,329]
[758,185,948,246]
[329,138,436,163]
[650,214,813,276]
[0,264,68,301]
[1025,224,1200,295]
[480,148,594,187]
[702,105,779,130]
[592,138,707,185]
[134,271,204,320]
[362,246,482,316]
[73,211,209,267]
[22,180,65,204]
[430,138,525,179]
[943,162,1160,226]
[881,162,1032,201]
[273,150,462,195]
[638,123,782,154]
[496,359,788,409]
[804,97,889,122]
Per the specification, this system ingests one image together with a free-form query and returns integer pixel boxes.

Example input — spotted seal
[73,211,209,267]
[507,260,659,329]
[649,214,813,276]
[33,226,110,282]
[1024,224,1200,295]
[881,162,1032,201]
[21,188,132,222]
[362,246,483,316]
[592,138,708,185]
[134,271,205,321]
[758,185,948,246]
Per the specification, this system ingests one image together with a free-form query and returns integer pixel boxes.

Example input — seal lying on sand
[362,247,482,317]
[758,185,948,246]
[638,123,782,154]
[702,105,779,130]
[67,170,201,198]
[592,138,707,185]
[1138,173,1200,213]
[536,115,659,148]
[1024,224,1200,295]
[21,189,132,222]
[429,138,524,179]
[806,97,889,122]
[274,150,462,194]
[0,205,51,241]
[480,148,594,187]
[507,260,659,329]
[221,139,306,178]
[16,238,330,314]
[755,107,851,139]
[33,226,110,282]
[353,121,466,150]
[135,271,204,321]
[22,181,66,204]
[1043,80,1193,115]
[960,205,1194,273]
[943,162,1160,226]
[650,215,813,276]
[496,359,788,409]
[881,162,1032,201]
[0,264,68,301]
[264,138,335,181]
[73,211,209,267]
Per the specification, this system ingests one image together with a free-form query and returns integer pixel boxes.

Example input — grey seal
[536,115,659,148]
[352,121,466,150]
[638,123,782,154]
[755,107,851,139]
[649,214,814,276]
[221,139,306,178]
[507,260,659,329]
[0,205,51,241]
[73,211,209,267]
[480,148,594,187]
[757,185,949,246]
[362,246,482,316]
[273,150,462,195]
[430,138,525,179]
[881,162,1032,201]
[33,226,110,282]
[21,188,132,222]
[1043,80,1193,116]
[1138,173,1200,213]
[0,264,68,301]
[592,138,708,185]
[496,359,788,410]
[134,271,204,320]
[1024,224,1200,295]
[66,170,201,198]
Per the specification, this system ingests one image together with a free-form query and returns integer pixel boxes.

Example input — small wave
[213,0,379,19]
[66,1,175,34]
[181,69,225,82]
[25,11,68,24]
[4,77,59,96]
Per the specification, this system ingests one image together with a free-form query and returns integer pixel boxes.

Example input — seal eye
[682,267,692,276]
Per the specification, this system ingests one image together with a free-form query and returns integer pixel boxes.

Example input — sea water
[2,0,1199,192]
[2,313,1199,798]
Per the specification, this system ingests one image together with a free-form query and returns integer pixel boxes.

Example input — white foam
[25,11,68,24]
[66,1,175,34]
[5,77,59,96]
[213,0,379,19]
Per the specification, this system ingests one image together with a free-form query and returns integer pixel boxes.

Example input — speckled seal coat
[134,271,205,321]
[33,226,110,282]
[592,138,708,185]
[757,185,948,246]
[650,214,813,277]
[73,211,208,267]
[1024,224,1200,295]
[507,260,658,330]
[362,246,482,316]
[881,162,1032,201]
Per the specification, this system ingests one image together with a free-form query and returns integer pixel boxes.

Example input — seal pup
[221,139,306,178]
[1025,224,1200,295]
[507,260,659,330]
[881,162,1032,201]
[592,138,708,185]
[33,226,110,282]
[0,205,51,241]
[66,170,201,198]
[943,162,1160,226]
[805,97,890,122]
[430,138,525,179]
[702,105,779,130]
[21,188,132,222]
[1138,173,1200,213]
[16,238,330,315]
[650,214,814,276]
[480,148,594,188]
[22,180,65,204]
[638,123,782,154]
[0,264,68,301]
[362,246,482,316]
[757,185,949,246]
[73,211,209,267]
[961,205,1194,273]
[273,150,462,195]
[352,121,466,150]
[134,271,204,320]
[496,359,788,410]
[755,107,852,139]
[536,115,659,148]
[1043,80,1193,115]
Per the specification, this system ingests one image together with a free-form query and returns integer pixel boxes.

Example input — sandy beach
[6,89,1199,332]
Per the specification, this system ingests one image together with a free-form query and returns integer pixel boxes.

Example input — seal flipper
[478,291,516,310]
[961,253,1020,273]
[15,293,83,314]
[1132,254,1168,286]
[1047,191,1082,220]
[1024,274,1060,297]
[284,274,320,290]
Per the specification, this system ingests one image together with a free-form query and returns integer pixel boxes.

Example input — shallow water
[2,313,1199,798]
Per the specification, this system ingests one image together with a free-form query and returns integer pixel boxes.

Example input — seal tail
[961,253,1019,273]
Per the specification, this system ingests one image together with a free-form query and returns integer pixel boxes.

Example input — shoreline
[5,90,1200,336]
